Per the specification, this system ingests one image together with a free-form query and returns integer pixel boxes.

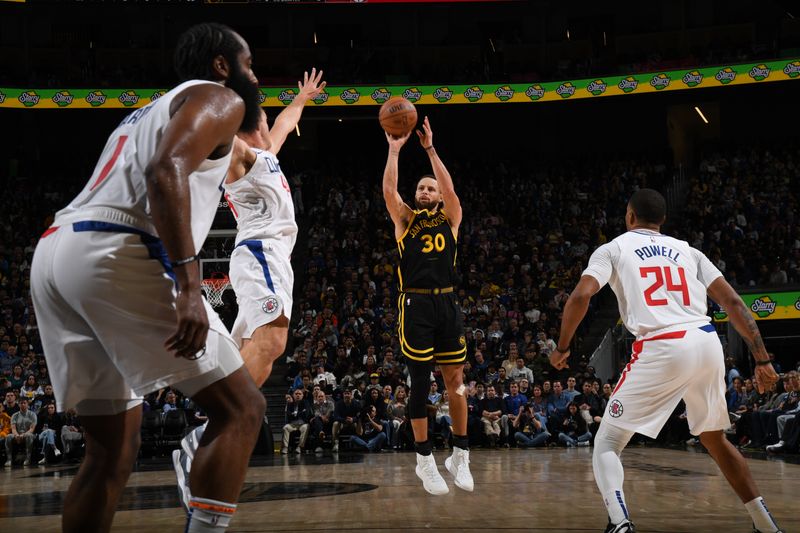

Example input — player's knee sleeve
[408,361,432,419]
[593,422,633,456]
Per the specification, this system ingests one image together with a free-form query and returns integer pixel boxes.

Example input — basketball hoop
[201,272,232,308]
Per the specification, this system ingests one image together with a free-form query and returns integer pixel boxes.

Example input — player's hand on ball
[754,363,779,394]
[167,290,210,360]
[297,67,326,101]
[416,116,433,149]
[549,348,570,370]
[385,130,412,151]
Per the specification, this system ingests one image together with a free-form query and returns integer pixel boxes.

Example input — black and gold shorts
[397,291,466,365]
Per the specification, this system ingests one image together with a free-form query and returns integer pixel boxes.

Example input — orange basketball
[379,97,418,137]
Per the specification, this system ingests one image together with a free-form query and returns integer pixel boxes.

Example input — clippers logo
[618,76,639,93]
[262,296,280,315]
[587,79,607,96]
[18,91,40,107]
[494,85,514,101]
[85,90,107,107]
[556,82,575,98]
[749,64,770,81]
[525,84,545,101]
[258,89,267,105]
[278,89,297,105]
[433,87,454,103]
[750,296,777,318]
[784,61,800,78]
[682,71,704,87]
[339,88,360,104]
[464,86,484,102]
[715,67,736,84]
[118,90,140,107]
[650,73,671,90]
[312,90,329,105]
[51,90,74,107]
[371,88,392,104]
[609,399,624,418]
[402,87,423,103]
[151,90,166,101]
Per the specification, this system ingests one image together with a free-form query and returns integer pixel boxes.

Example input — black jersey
[397,208,457,290]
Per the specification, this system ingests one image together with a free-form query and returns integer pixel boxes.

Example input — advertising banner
[713,291,800,322]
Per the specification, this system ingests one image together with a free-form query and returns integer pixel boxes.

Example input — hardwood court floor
[1,447,798,532]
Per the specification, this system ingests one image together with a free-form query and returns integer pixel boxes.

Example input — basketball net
[201,273,231,308]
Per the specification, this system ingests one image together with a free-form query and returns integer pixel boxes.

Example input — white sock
[593,423,635,525]
[745,497,779,533]
[186,497,237,532]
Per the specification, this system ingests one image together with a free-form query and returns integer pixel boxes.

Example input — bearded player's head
[414,174,443,211]
[173,23,262,132]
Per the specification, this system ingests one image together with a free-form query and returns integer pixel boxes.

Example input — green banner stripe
[713,291,800,322]
[2,59,799,109]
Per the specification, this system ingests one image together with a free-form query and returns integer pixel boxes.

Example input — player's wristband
[424,145,434,151]
[171,255,198,267]
[754,360,772,366]
[556,346,570,353]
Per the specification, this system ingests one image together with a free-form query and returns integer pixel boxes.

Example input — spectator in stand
[313,364,337,393]
[60,408,83,458]
[510,357,534,385]
[503,381,528,446]
[435,390,452,448]
[542,380,552,399]
[518,378,531,399]
[574,380,604,432]
[766,372,800,453]
[547,380,569,428]
[3,391,19,416]
[33,384,55,412]
[309,389,335,453]
[5,398,36,466]
[387,386,409,449]
[558,402,592,447]
[480,385,505,447]
[282,388,312,454]
[514,404,551,448]
[351,405,388,452]
[0,403,11,440]
[428,382,442,404]
[8,364,24,389]
[332,388,361,452]
[162,391,179,413]
[563,376,580,402]
[19,374,43,402]
[36,402,63,464]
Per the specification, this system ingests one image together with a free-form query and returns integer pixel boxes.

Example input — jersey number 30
[421,234,446,253]
[640,266,690,306]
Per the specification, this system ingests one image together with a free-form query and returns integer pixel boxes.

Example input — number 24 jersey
[582,229,723,339]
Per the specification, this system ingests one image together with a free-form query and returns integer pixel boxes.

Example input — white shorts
[229,239,294,346]
[603,325,729,438]
[30,222,244,414]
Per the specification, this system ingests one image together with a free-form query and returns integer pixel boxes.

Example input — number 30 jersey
[583,229,723,339]
[397,208,458,291]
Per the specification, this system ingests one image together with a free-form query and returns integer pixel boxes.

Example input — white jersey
[52,80,232,252]
[583,229,723,339]
[224,148,298,253]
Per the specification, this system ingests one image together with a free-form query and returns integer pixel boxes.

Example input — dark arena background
[1,1,799,531]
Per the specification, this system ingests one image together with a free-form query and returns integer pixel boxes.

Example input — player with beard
[383,117,473,496]
[30,23,265,533]
[173,69,325,508]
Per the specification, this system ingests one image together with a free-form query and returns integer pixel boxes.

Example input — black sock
[453,434,469,450]
[415,439,432,456]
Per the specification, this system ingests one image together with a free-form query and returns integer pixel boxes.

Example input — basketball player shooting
[383,117,474,496]
[30,23,266,533]
[549,189,783,533]
[173,70,325,506]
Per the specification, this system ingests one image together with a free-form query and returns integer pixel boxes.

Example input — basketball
[379,97,417,137]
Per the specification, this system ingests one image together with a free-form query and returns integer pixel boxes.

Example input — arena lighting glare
[694,106,709,124]
[295,124,300,137]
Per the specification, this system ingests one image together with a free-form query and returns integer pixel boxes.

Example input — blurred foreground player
[550,189,782,533]
[383,117,473,496]
[30,23,266,533]
[174,69,325,506]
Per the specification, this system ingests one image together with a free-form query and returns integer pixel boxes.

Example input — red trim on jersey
[40,226,59,239]
[613,330,687,395]
[89,135,129,191]
[224,193,239,218]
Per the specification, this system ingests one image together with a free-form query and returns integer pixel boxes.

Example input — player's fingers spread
[319,81,327,90]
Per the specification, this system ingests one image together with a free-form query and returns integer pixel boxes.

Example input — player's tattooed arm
[707,278,768,362]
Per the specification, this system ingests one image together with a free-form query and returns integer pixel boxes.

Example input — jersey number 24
[640,266,690,306]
